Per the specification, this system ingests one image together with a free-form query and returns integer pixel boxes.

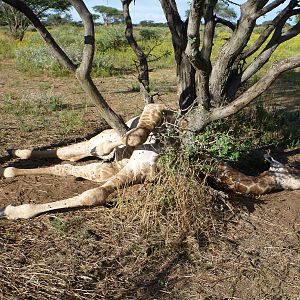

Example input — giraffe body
[1,104,300,219]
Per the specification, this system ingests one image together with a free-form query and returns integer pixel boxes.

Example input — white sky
[70,1,287,24]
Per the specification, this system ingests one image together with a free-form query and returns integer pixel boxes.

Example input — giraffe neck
[217,163,280,195]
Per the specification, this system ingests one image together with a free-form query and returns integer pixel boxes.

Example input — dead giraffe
[0,103,299,219]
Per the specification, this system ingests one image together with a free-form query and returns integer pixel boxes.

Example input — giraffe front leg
[9,140,91,162]
[0,187,110,219]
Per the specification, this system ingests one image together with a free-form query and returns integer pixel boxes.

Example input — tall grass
[1,25,173,76]
[0,31,16,59]
[1,24,300,77]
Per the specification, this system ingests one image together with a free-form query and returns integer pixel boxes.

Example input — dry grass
[2,159,299,299]
[0,159,238,299]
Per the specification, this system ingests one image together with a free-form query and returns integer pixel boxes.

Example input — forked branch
[3,0,128,136]
[242,10,300,83]
[185,55,300,132]
[242,0,299,59]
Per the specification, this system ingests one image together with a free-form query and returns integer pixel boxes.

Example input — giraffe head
[122,104,175,147]
[264,154,300,190]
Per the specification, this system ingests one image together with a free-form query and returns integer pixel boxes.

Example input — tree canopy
[93,5,124,25]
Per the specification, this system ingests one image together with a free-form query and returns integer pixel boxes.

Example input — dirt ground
[1,60,300,300]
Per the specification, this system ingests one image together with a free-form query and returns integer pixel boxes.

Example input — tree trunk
[176,46,197,113]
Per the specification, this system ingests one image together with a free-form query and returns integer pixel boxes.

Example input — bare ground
[0,60,300,299]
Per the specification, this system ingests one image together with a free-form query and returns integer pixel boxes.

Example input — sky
[70,1,287,24]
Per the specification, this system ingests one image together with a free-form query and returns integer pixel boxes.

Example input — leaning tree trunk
[3,0,129,137]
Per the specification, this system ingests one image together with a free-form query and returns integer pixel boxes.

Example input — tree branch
[159,0,185,48]
[121,0,153,105]
[215,16,236,31]
[201,0,218,68]
[242,0,299,59]
[241,9,300,83]
[185,0,206,70]
[185,0,210,110]
[209,0,265,104]
[210,55,300,122]
[255,0,286,18]
[68,0,129,135]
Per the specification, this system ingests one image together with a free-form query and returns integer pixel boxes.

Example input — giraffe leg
[10,140,92,162]
[9,134,122,162]
[9,117,140,162]
[0,160,127,182]
[0,151,157,219]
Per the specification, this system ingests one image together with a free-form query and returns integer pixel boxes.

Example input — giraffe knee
[81,188,110,206]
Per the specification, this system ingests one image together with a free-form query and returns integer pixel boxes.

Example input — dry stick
[122,0,154,105]
[3,0,128,136]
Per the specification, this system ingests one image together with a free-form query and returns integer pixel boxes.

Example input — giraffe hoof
[7,149,32,159]
[0,207,7,219]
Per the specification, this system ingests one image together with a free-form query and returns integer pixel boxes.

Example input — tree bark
[185,55,300,133]
[160,0,197,113]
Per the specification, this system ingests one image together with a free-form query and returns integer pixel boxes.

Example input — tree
[160,0,300,135]
[186,0,237,20]
[93,5,124,25]
[45,13,73,26]
[2,0,300,145]
[215,0,237,20]
[0,0,71,40]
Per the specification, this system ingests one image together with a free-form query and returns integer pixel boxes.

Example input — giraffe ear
[264,154,284,168]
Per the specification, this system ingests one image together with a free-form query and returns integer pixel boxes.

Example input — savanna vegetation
[0,0,300,299]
